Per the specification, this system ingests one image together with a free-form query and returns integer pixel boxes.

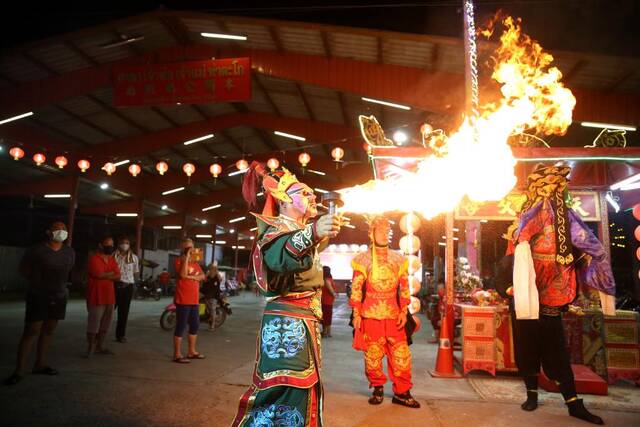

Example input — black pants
[511,310,577,399]
[114,283,133,339]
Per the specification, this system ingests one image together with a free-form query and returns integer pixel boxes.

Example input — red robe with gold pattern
[350,246,413,394]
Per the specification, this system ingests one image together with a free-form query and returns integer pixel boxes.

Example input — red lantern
[267,158,279,171]
[128,164,141,177]
[236,159,249,171]
[633,204,640,221]
[54,156,68,169]
[209,163,222,178]
[33,153,46,166]
[298,152,311,167]
[635,225,640,242]
[331,147,344,162]
[102,162,116,175]
[156,161,168,175]
[182,163,195,177]
[636,247,640,261]
[77,159,90,172]
[9,147,25,160]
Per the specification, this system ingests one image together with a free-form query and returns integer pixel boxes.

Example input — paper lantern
[54,156,68,169]
[236,159,249,171]
[634,204,640,221]
[331,146,344,162]
[406,254,422,274]
[209,163,222,178]
[102,162,116,175]
[267,158,279,171]
[298,152,311,167]
[156,161,168,175]
[128,164,141,177]
[399,235,420,255]
[408,296,421,314]
[409,276,422,296]
[33,153,46,166]
[637,246,640,261]
[182,163,196,177]
[9,147,24,160]
[77,159,90,172]
[399,212,421,234]
[412,315,422,333]
[635,225,640,241]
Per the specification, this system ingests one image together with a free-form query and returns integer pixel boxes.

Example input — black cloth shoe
[567,398,604,425]
[4,372,24,386]
[521,390,538,411]
[392,391,421,408]
[368,386,384,405]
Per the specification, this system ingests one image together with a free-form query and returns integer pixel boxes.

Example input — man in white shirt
[113,236,139,343]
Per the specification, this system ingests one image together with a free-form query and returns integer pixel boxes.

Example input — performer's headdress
[242,161,300,216]
[522,163,574,265]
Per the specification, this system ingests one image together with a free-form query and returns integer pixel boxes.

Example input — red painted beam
[2,43,637,125]
[87,112,360,159]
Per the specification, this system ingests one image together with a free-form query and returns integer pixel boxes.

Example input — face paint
[286,183,318,220]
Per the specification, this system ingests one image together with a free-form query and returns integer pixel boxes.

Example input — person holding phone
[172,238,205,363]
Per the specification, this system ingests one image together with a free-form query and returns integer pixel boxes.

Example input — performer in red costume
[350,217,420,408]
[507,164,615,425]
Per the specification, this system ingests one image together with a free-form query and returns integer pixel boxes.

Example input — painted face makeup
[287,183,318,220]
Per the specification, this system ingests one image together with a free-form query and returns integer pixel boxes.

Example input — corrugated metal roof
[330,32,378,63]
[27,42,91,74]
[278,27,326,56]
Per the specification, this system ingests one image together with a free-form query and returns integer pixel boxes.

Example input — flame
[339,15,576,219]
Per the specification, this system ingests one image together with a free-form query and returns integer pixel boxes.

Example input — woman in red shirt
[86,236,120,357]
[173,238,205,363]
[321,266,337,337]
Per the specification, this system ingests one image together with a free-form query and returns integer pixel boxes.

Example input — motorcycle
[135,278,163,301]
[160,293,232,331]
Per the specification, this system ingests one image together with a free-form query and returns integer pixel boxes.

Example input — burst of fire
[338,15,576,219]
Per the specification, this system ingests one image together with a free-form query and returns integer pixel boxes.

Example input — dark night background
[1,1,639,57]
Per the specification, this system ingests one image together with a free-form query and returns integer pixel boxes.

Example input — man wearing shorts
[4,221,75,385]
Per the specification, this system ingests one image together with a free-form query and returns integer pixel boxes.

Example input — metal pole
[135,198,144,258]
[67,174,80,246]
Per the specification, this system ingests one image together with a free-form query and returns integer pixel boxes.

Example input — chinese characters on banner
[112,58,251,107]
[455,191,601,222]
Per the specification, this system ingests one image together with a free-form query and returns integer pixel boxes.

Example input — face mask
[119,243,130,251]
[102,245,115,255]
[51,230,68,243]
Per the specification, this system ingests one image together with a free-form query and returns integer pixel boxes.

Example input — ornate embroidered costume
[350,217,416,402]
[506,164,614,424]
[233,164,327,427]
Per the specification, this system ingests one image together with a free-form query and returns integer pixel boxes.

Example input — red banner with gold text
[112,58,251,107]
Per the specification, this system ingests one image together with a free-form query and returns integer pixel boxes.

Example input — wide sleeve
[398,259,411,312]
[568,210,616,315]
[262,225,319,274]
[349,270,366,317]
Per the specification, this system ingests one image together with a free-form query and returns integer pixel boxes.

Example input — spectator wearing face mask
[113,236,139,343]
[3,221,75,385]
[85,236,120,357]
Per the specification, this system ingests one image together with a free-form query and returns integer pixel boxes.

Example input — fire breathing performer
[232,162,341,427]
[506,164,615,425]
[350,216,420,408]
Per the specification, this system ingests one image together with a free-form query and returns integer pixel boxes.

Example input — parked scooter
[160,293,232,331]
[135,278,162,301]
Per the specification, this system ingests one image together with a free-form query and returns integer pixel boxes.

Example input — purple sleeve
[568,209,616,296]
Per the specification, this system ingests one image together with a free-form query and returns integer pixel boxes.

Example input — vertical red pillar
[67,174,80,246]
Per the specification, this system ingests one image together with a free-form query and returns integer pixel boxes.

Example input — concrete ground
[0,292,638,427]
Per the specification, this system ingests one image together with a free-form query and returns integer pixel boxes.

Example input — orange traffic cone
[429,313,462,378]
